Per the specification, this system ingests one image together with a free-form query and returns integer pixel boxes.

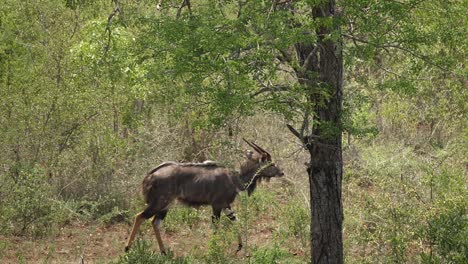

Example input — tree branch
[250,85,289,98]
[104,0,121,53]
[302,45,319,70]
[343,33,449,72]
[287,124,304,142]
[300,111,310,138]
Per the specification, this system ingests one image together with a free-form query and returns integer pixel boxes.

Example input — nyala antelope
[124,138,284,254]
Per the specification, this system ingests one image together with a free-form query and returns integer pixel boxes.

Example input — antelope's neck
[236,162,260,192]
[230,171,244,191]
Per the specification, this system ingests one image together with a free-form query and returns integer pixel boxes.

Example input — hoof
[161,251,167,256]
[236,244,243,253]
[124,246,129,252]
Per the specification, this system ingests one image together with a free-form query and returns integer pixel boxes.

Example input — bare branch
[104,0,121,53]
[286,124,304,142]
[302,45,319,70]
[250,85,289,98]
[299,111,310,138]
[58,112,98,154]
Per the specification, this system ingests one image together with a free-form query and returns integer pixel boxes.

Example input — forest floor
[0,207,308,263]
[1,222,129,263]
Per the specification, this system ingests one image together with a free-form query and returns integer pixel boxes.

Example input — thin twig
[302,45,319,70]
[343,33,450,73]
[104,0,121,53]
[250,85,289,98]
[287,124,304,142]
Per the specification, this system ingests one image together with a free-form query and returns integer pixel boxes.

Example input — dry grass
[2,114,465,263]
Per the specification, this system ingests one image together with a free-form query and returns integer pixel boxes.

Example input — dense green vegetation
[0,0,466,263]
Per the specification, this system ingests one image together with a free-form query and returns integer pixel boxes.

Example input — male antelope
[124,139,284,254]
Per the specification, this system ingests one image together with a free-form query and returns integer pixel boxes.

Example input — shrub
[248,188,278,214]
[249,244,297,264]
[204,230,235,264]
[281,199,309,247]
[421,197,467,263]
[115,239,193,264]
[0,165,65,237]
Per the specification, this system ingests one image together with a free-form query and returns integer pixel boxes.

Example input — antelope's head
[242,138,284,179]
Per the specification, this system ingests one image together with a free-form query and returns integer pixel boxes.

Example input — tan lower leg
[125,212,145,251]
[152,218,166,254]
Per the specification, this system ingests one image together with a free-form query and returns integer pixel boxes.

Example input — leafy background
[0,0,466,263]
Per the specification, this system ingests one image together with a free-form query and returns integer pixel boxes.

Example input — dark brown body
[124,139,283,254]
[142,161,242,215]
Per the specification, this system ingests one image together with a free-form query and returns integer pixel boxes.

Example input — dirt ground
[0,216,305,264]
[1,223,131,263]
[0,222,224,263]
[0,182,309,263]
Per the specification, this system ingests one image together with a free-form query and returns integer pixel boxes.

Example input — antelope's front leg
[223,207,242,252]
[211,207,222,224]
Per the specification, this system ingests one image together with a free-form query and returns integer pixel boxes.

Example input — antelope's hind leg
[124,212,146,252]
[151,210,168,255]
[125,206,156,252]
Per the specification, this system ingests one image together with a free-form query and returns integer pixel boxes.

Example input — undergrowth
[343,139,467,263]
[0,116,465,263]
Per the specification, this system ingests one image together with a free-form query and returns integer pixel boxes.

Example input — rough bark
[304,1,344,263]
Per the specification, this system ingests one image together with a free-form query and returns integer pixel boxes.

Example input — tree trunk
[304,1,344,263]
[307,141,343,264]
